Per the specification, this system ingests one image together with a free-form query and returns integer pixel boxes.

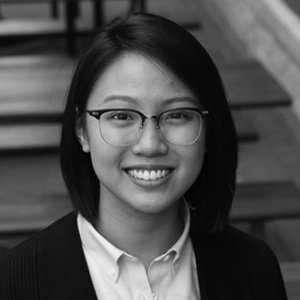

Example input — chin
[128,194,181,215]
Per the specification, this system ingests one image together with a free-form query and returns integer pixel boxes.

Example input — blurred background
[0,0,300,297]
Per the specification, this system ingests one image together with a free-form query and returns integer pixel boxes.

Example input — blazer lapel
[191,229,241,300]
[37,212,98,300]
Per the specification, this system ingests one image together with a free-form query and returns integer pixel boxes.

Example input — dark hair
[60,13,238,233]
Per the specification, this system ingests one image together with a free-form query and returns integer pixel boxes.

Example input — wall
[206,0,300,120]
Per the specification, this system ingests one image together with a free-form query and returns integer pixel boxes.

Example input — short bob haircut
[60,13,238,233]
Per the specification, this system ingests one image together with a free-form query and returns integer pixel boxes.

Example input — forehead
[86,52,198,109]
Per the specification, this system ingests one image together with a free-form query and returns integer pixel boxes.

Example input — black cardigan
[0,212,287,300]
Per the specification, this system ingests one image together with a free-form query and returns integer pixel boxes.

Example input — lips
[128,169,170,181]
[124,166,174,182]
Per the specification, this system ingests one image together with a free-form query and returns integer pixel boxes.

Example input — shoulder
[2,211,78,259]
[0,233,39,300]
[192,224,277,261]
[223,225,280,266]
[0,212,78,299]
[221,226,284,282]
[191,225,287,299]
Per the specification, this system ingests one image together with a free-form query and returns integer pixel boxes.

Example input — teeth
[150,170,156,180]
[128,169,170,181]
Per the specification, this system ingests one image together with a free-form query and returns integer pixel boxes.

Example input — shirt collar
[163,201,191,275]
[77,201,191,281]
[77,214,124,282]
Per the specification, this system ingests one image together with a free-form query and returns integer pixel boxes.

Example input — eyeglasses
[85,108,209,146]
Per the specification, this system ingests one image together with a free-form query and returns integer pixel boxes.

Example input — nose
[131,118,168,156]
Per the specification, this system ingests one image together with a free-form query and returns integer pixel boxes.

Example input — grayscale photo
[0,0,299,299]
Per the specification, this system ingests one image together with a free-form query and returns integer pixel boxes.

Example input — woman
[0,13,287,299]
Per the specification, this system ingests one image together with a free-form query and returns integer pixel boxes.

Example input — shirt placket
[148,253,174,300]
[124,255,154,300]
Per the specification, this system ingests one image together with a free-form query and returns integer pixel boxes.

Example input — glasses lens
[98,109,203,146]
[160,109,202,145]
[99,110,141,146]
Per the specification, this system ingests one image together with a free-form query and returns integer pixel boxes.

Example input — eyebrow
[103,95,138,104]
[162,96,199,106]
[102,95,199,106]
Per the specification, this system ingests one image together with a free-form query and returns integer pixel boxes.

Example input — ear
[75,117,90,153]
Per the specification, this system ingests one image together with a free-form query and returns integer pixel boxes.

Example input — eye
[168,112,186,119]
[112,112,133,120]
[102,110,140,128]
[164,110,193,121]
[105,111,136,121]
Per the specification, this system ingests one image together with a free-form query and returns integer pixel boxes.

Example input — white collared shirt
[77,204,200,300]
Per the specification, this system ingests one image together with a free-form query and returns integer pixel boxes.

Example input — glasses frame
[85,107,209,146]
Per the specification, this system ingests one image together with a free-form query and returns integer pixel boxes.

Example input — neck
[95,201,184,268]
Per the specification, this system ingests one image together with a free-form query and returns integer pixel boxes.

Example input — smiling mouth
[126,168,173,181]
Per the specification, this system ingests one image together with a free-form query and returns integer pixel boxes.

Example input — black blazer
[0,212,287,300]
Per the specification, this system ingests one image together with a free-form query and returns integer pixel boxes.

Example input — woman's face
[79,53,206,219]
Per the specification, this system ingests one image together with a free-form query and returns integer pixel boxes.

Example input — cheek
[88,137,122,184]
[191,130,207,176]
[85,122,115,178]
[179,141,206,185]
[188,148,205,175]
